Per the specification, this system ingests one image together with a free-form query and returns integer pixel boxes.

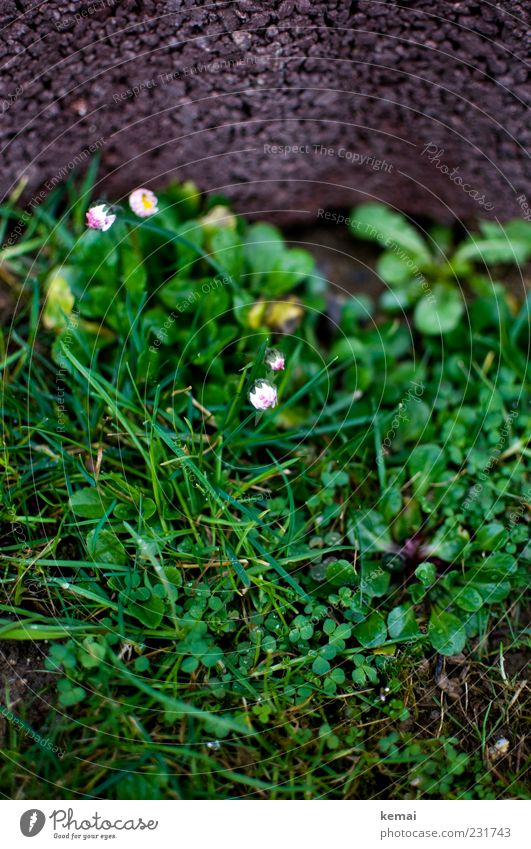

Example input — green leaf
[351,667,367,686]
[454,220,531,265]
[380,487,402,521]
[329,667,346,684]
[211,228,243,279]
[481,552,517,576]
[113,498,157,520]
[428,610,466,656]
[353,612,387,648]
[325,559,357,587]
[360,561,390,598]
[86,529,127,566]
[124,593,165,628]
[243,222,284,279]
[415,562,437,587]
[57,681,86,707]
[473,581,511,604]
[408,444,446,496]
[452,586,483,612]
[349,203,431,263]
[69,488,114,519]
[181,656,199,673]
[134,656,150,672]
[414,286,464,335]
[80,637,106,669]
[377,250,413,285]
[349,509,391,554]
[387,605,420,639]
[312,656,331,676]
[77,285,115,319]
[267,248,315,295]
[474,523,507,551]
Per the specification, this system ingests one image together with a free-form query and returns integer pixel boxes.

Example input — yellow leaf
[43,271,75,330]
[372,645,396,656]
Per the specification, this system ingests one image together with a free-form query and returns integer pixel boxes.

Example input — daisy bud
[86,204,116,231]
[129,187,159,217]
[249,380,278,411]
[265,348,285,372]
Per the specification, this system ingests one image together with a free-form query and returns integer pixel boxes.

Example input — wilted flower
[129,188,159,217]
[249,380,278,411]
[265,348,285,371]
[86,203,116,231]
[201,204,237,234]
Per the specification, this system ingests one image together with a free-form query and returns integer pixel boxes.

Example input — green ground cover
[0,175,529,799]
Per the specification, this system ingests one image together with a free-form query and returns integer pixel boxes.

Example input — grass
[0,174,529,799]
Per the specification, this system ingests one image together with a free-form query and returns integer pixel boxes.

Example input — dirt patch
[287,222,383,298]
[0,640,56,739]
[399,645,529,791]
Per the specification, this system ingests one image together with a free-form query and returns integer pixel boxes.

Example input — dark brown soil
[0,641,55,739]
[397,623,530,797]
[287,222,383,298]
[1,1,530,225]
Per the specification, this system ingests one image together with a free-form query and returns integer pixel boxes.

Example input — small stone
[232,30,251,50]
[488,737,510,760]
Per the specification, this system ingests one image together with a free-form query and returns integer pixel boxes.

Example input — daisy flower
[249,380,278,410]
[86,203,116,231]
[265,348,285,371]
[129,187,159,217]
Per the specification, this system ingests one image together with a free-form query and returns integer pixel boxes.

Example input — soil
[1,1,529,225]
[0,640,55,740]
[286,222,383,298]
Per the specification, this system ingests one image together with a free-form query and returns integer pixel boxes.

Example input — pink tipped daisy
[86,203,116,231]
[265,348,285,372]
[129,188,159,217]
[249,380,278,411]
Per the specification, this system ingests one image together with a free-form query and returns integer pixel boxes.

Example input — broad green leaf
[349,509,391,553]
[377,250,412,285]
[454,220,531,265]
[124,593,165,628]
[86,528,127,566]
[387,604,420,639]
[325,559,357,587]
[243,222,284,279]
[360,561,390,598]
[353,612,387,648]
[312,656,331,676]
[408,444,446,496]
[267,248,315,295]
[113,498,157,521]
[473,581,511,603]
[69,488,114,519]
[452,586,483,612]
[428,610,466,656]
[349,203,431,263]
[481,552,517,575]
[473,523,507,551]
[415,562,437,586]
[211,229,243,279]
[414,286,464,335]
